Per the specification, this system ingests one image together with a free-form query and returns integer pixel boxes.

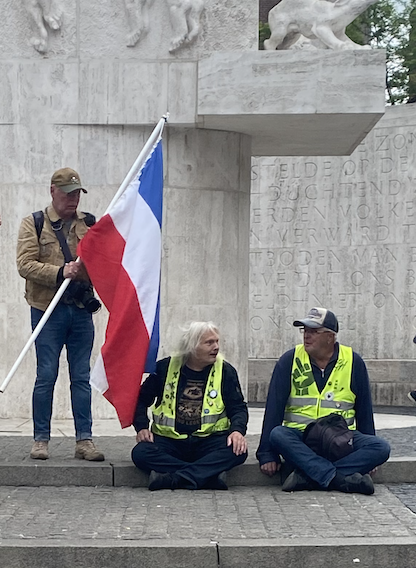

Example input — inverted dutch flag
[78,138,163,428]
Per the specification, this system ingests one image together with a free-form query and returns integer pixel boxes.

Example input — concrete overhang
[197,50,386,156]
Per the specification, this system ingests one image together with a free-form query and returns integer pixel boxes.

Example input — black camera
[70,281,101,314]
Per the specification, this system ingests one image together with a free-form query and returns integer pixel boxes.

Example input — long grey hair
[176,321,219,362]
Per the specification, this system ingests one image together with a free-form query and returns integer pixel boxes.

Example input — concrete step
[0,456,414,488]
[0,484,416,568]
[0,434,415,487]
[1,538,416,568]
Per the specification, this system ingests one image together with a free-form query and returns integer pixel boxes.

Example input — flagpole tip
[163,112,170,122]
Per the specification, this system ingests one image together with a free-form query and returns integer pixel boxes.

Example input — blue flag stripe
[138,140,163,228]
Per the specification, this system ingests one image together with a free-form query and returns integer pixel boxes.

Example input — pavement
[1,408,416,567]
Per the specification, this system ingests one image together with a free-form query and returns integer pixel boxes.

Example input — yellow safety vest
[283,344,356,431]
[151,355,231,439]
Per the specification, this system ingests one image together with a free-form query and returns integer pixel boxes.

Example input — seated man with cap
[131,321,248,490]
[257,307,390,495]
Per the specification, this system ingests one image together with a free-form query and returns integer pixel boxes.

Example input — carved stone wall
[0,0,257,421]
[249,104,416,404]
[9,0,256,57]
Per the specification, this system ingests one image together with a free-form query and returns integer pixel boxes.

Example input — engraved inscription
[250,122,416,359]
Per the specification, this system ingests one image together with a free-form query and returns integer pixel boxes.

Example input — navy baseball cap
[293,307,339,333]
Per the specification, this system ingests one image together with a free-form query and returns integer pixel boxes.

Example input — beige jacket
[17,204,91,311]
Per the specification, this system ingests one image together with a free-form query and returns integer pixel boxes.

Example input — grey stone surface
[0,463,113,488]
[250,103,416,402]
[0,484,411,540]
[0,544,217,568]
[0,484,416,567]
[198,50,385,156]
[4,0,258,59]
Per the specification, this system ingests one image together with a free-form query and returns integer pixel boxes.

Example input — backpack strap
[31,210,95,239]
[32,210,44,240]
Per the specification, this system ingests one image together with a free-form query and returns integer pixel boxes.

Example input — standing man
[17,168,104,461]
[131,321,248,490]
[257,307,390,495]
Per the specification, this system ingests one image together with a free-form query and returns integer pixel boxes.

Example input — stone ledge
[0,462,113,487]
[198,50,386,156]
[0,457,413,487]
[218,539,416,568]
[0,542,217,568]
[2,539,416,568]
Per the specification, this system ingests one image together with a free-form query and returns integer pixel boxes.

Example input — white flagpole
[0,115,168,393]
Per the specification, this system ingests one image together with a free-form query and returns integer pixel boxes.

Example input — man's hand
[136,429,154,443]
[63,260,82,280]
[260,461,281,476]
[227,431,247,456]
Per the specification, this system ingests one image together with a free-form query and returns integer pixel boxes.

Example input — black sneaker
[408,391,416,404]
[331,472,374,495]
[148,471,174,491]
[205,471,228,490]
[282,469,313,492]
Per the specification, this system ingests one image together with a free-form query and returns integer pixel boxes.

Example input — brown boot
[30,441,49,460]
[75,440,105,461]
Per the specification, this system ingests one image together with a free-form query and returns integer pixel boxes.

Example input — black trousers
[131,432,247,489]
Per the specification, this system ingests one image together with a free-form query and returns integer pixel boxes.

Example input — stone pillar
[161,129,251,378]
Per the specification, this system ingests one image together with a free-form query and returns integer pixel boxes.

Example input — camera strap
[49,219,74,264]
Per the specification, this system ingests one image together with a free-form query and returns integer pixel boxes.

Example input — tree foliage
[402,4,416,100]
[346,0,416,104]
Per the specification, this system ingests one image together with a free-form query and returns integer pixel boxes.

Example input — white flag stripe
[109,173,161,337]
[90,352,109,394]
[122,196,161,336]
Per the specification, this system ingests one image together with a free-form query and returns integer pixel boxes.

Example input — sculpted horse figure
[264,0,379,51]
[23,0,62,53]
[124,0,154,47]
[167,0,205,53]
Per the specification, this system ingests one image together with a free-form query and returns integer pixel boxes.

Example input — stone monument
[0,0,385,421]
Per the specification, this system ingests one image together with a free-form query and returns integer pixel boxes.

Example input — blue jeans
[131,433,247,489]
[31,304,94,441]
[269,425,391,488]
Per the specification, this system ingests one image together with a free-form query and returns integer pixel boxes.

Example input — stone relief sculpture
[167,0,205,53]
[124,0,154,47]
[264,0,379,51]
[23,0,62,53]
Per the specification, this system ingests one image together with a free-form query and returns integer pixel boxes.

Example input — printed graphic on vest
[292,357,315,396]
[177,378,205,427]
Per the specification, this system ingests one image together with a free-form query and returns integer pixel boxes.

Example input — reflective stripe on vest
[152,355,230,439]
[283,344,356,431]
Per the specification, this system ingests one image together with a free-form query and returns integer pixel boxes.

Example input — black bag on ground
[302,413,354,462]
